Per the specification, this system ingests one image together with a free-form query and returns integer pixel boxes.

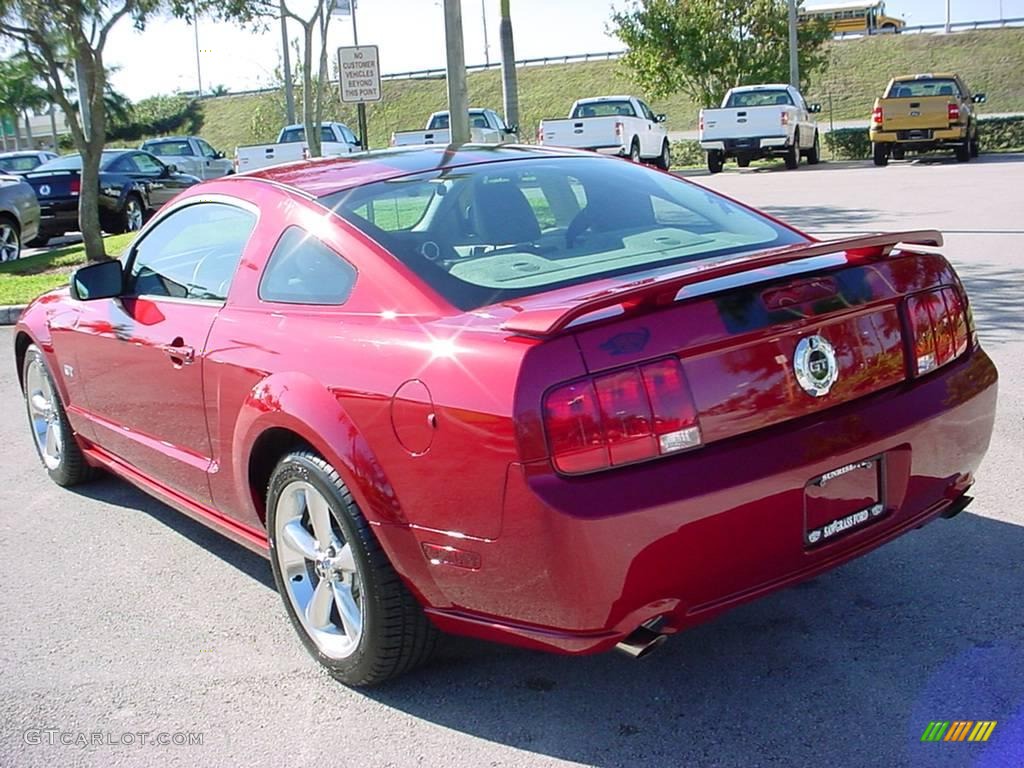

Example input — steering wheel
[565,207,594,249]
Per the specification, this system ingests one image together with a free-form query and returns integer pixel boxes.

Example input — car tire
[806,132,821,165]
[26,235,50,248]
[955,143,970,163]
[970,134,980,158]
[737,156,751,168]
[0,216,20,262]
[628,139,641,163]
[873,143,889,167]
[656,140,671,170]
[784,132,800,169]
[115,194,145,234]
[267,450,439,687]
[707,150,724,174]
[22,344,94,487]
[892,147,905,161]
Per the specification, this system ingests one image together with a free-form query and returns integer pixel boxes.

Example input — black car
[24,149,200,245]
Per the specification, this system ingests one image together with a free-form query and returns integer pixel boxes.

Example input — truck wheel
[629,139,641,163]
[955,143,970,163]
[784,132,800,170]
[656,141,671,170]
[872,143,889,167]
[892,147,905,161]
[970,135,980,158]
[707,151,724,174]
[806,132,821,165]
[737,155,751,168]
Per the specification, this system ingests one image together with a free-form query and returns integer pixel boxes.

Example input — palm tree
[0,57,48,149]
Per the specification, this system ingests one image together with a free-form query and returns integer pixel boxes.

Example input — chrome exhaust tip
[615,621,668,659]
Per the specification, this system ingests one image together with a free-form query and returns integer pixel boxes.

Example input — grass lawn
[0,233,135,306]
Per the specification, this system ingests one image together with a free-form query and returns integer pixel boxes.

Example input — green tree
[610,0,832,108]
[0,56,48,150]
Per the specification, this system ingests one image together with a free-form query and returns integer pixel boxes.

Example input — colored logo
[793,334,838,397]
[921,721,997,742]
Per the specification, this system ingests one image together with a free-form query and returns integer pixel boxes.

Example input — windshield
[572,100,637,118]
[35,153,121,172]
[726,90,793,108]
[321,156,805,311]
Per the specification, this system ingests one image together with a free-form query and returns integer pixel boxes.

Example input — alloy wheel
[0,222,19,262]
[126,200,143,231]
[273,481,364,659]
[25,357,63,470]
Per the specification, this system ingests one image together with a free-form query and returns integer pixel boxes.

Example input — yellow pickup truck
[870,74,986,166]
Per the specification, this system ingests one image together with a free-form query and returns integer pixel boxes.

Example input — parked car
[391,108,517,147]
[235,122,361,173]
[0,173,40,261]
[870,73,985,166]
[0,150,59,175]
[23,150,200,245]
[538,95,670,168]
[699,84,822,173]
[16,145,996,686]
[140,136,234,179]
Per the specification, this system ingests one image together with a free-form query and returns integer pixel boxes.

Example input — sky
[105,0,1024,101]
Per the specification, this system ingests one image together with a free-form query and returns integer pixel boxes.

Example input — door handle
[160,339,195,365]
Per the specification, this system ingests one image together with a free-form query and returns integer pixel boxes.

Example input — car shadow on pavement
[365,512,1024,767]
[952,260,1024,347]
[69,475,275,590]
[758,203,883,232]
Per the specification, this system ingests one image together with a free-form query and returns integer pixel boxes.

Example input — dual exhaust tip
[615,619,668,659]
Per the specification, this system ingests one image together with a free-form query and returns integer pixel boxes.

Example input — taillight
[905,287,970,377]
[872,106,884,126]
[537,125,543,144]
[948,103,960,123]
[614,121,623,138]
[699,113,704,132]
[543,357,701,474]
[781,111,790,127]
[69,177,81,195]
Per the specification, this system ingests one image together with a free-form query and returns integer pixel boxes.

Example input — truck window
[886,79,962,98]
[572,100,637,119]
[428,114,450,130]
[725,90,793,108]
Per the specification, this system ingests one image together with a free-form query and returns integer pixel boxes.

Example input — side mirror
[808,103,823,114]
[71,259,123,301]
[506,123,519,134]
[214,150,225,159]
[973,93,987,104]
[655,113,667,123]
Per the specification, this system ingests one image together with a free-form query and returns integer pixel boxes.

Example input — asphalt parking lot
[2,155,1022,768]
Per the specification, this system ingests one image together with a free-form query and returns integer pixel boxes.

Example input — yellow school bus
[799,1,905,34]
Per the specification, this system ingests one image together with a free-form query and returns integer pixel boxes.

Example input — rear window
[0,155,41,172]
[144,140,193,156]
[280,126,338,143]
[34,153,124,172]
[572,101,637,118]
[725,90,793,108]
[887,79,962,98]
[321,156,804,311]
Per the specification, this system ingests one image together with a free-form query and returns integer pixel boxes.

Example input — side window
[125,203,256,301]
[259,227,357,305]
[196,139,217,158]
[133,153,163,173]
[108,155,135,173]
[638,101,656,122]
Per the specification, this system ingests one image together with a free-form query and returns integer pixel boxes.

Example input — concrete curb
[0,305,27,326]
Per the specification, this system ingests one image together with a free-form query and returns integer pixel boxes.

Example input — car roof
[244,144,582,198]
[142,136,194,142]
[0,151,46,158]
[892,73,958,81]
[729,84,791,92]
[575,96,634,103]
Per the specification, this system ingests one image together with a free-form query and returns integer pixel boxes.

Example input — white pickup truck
[390,109,517,147]
[538,95,671,169]
[699,84,821,173]
[234,122,361,172]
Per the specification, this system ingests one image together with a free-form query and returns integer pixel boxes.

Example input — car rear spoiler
[501,230,943,337]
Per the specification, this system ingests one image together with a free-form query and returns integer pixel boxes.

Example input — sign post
[338,44,380,149]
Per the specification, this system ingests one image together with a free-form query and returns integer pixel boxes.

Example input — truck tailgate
[540,117,620,149]
[701,107,785,141]
[880,97,951,131]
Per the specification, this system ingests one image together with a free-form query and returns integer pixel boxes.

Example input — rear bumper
[871,127,968,145]
[38,200,78,236]
[388,346,997,654]
[701,136,790,155]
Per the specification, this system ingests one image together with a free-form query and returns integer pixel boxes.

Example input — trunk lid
[24,169,80,201]
[879,95,953,131]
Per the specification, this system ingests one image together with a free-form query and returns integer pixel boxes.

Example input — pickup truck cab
[390,109,517,147]
[699,84,821,173]
[235,122,361,173]
[538,96,671,169]
[870,74,985,166]
[140,136,233,179]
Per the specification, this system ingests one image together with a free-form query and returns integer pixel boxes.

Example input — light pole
[192,6,203,96]
[443,0,470,144]
[280,0,295,123]
[481,0,491,66]
[945,0,951,33]
[787,0,799,88]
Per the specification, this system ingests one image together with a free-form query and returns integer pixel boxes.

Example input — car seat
[471,181,541,246]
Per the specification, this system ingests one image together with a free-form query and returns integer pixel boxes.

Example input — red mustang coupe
[16,146,997,685]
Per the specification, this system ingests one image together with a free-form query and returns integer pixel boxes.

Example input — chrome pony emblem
[794,335,838,397]
[39,184,50,196]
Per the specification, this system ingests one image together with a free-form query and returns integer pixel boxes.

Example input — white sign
[338,45,381,103]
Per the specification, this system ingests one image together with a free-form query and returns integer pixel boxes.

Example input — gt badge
[794,334,838,397]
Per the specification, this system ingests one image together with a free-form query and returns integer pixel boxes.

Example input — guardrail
[206,18,1023,99]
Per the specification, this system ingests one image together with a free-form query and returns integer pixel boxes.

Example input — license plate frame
[804,455,887,548]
